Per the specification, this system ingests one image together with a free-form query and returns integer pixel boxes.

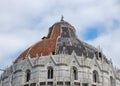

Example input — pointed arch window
[110,76,116,86]
[48,67,53,79]
[93,70,99,83]
[26,70,31,82]
[73,67,78,80]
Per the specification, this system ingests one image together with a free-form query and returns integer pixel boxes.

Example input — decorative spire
[61,15,64,21]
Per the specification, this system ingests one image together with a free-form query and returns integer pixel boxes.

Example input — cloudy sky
[0,0,120,73]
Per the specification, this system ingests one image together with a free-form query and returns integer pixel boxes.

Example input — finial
[61,15,64,21]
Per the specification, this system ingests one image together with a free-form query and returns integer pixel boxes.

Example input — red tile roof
[14,24,61,63]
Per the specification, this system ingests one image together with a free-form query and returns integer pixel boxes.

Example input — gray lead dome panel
[61,27,70,37]
[56,26,96,58]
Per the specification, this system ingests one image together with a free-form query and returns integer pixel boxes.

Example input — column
[81,83,82,86]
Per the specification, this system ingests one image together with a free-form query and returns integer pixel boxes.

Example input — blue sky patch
[83,27,99,40]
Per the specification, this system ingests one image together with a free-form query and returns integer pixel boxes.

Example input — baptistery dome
[15,19,104,63]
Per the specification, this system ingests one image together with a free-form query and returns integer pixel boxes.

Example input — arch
[26,69,31,82]
[110,76,116,86]
[93,70,99,83]
[48,67,53,79]
[72,66,78,80]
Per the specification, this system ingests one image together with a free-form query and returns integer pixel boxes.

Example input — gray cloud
[0,0,120,73]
